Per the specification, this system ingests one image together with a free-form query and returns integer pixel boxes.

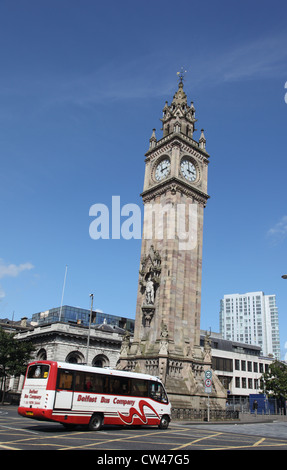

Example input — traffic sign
[204,370,212,394]
[205,378,212,387]
[205,370,212,379]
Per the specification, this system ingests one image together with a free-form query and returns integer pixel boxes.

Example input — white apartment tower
[220,292,280,360]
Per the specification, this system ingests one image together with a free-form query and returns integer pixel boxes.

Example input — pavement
[174,412,287,424]
[183,421,287,440]
[174,413,287,441]
[239,413,287,423]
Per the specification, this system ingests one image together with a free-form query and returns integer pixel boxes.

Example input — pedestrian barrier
[171,408,239,421]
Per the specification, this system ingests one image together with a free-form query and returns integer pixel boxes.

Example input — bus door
[54,369,74,410]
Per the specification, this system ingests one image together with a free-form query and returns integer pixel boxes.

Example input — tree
[261,360,287,402]
[0,327,35,404]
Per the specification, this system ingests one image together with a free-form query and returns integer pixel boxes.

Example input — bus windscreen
[27,364,50,379]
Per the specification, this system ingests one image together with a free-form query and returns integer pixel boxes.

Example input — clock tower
[118,75,226,408]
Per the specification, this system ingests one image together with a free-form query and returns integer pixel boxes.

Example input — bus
[18,361,171,430]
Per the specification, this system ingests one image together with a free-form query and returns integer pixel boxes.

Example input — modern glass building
[30,305,135,333]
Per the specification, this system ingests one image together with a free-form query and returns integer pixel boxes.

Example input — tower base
[117,338,227,410]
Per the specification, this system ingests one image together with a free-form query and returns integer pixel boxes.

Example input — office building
[220,291,280,360]
[30,305,134,333]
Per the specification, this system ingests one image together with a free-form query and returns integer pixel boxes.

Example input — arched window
[92,354,109,368]
[37,348,47,360]
[65,351,85,364]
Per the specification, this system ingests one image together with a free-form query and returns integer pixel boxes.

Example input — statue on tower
[145,275,154,305]
[138,245,161,327]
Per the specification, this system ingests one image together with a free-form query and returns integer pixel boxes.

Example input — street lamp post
[85,293,94,365]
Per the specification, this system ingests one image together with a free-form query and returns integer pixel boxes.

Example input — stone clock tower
[118,76,226,408]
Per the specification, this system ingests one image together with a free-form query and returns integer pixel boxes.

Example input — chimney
[20,317,28,328]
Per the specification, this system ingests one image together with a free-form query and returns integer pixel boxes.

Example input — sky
[0,0,287,358]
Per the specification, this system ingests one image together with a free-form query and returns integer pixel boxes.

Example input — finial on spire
[177,67,187,84]
[149,128,157,149]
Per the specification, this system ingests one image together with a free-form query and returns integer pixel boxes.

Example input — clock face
[181,159,197,182]
[155,158,171,181]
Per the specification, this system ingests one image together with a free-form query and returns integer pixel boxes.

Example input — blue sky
[1,0,287,358]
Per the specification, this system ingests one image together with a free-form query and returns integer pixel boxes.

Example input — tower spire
[176,67,187,85]
[160,69,197,139]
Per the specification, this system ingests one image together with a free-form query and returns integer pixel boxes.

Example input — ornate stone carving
[141,305,155,327]
[141,177,209,205]
[120,331,131,356]
[203,330,212,362]
[139,245,161,292]
[159,323,169,355]
[145,359,159,375]
[139,245,161,326]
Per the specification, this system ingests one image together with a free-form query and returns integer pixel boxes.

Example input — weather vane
[177,67,187,83]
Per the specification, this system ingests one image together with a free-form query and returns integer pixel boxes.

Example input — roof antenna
[59,265,68,321]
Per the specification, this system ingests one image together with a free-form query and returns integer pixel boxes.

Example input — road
[1,406,287,453]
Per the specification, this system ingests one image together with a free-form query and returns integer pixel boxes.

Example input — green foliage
[0,327,35,378]
[261,360,287,399]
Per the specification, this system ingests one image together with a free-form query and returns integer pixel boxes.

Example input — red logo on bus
[117,399,160,425]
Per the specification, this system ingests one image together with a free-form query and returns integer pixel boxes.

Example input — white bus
[18,361,171,430]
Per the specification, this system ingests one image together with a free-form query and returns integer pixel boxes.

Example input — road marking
[172,432,223,450]
[208,442,287,450]
[58,428,184,450]
[0,443,21,450]
[253,437,265,447]
[0,424,39,435]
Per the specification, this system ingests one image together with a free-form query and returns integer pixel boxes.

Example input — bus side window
[57,370,74,390]
[93,375,104,393]
[84,374,94,391]
[109,378,121,394]
[131,379,148,397]
[75,371,85,391]
[103,376,109,394]
[110,377,131,395]
[121,377,131,395]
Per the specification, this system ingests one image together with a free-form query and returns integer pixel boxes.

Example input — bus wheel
[158,415,169,429]
[89,413,103,431]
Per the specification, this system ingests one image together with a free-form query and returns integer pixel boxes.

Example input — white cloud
[65,32,287,106]
[267,216,287,243]
[0,29,286,121]
[187,30,287,94]
[221,33,287,82]
[0,259,34,301]
[0,259,34,280]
